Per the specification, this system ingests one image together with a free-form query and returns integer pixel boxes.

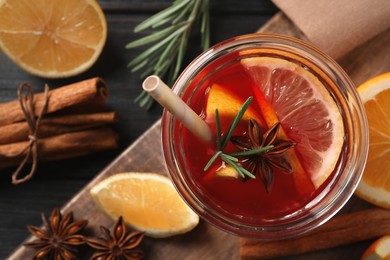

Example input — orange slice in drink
[241,57,345,189]
[355,72,390,209]
[0,0,107,78]
[206,83,263,123]
[361,235,390,260]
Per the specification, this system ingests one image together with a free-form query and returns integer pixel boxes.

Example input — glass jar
[161,34,369,240]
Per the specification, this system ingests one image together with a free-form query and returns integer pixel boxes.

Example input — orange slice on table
[361,235,390,260]
[0,0,107,78]
[355,72,390,209]
[241,56,345,189]
[90,172,199,238]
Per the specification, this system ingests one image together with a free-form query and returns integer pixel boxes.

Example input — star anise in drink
[86,216,144,260]
[24,207,88,260]
[231,120,296,192]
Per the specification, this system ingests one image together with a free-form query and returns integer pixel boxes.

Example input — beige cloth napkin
[272,0,390,59]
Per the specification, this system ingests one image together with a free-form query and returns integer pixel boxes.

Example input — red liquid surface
[176,51,338,224]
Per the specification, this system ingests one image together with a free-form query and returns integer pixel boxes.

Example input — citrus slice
[355,72,390,209]
[90,172,199,238]
[241,57,345,188]
[206,83,263,123]
[361,235,390,260]
[0,0,107,78]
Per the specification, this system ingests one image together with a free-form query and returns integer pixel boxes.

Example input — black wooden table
[0,1,278,258]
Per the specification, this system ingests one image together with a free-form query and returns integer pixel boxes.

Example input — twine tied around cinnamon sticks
[0,78,119,184]
[4,83,50,184]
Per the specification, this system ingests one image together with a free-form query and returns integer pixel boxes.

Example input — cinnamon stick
[0,77,108,125]
[0,112,117,144]
[240,208,390,259]
[0,127,118,168]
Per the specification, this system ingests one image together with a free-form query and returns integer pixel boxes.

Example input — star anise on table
[86,216,144,260]
[231,120,296,192]
[24,207,88,260]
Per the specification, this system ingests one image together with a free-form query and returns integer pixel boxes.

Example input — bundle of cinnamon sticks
[0,78,118,183]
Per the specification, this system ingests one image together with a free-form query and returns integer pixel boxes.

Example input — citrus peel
[355,72,390,209]
[90,172,199,238]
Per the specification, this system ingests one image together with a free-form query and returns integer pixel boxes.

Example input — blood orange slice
[241,57,344,188]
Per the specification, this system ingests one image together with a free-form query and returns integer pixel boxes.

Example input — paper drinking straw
[143,75,213,142]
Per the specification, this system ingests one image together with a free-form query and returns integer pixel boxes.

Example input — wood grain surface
[3,3,390,260]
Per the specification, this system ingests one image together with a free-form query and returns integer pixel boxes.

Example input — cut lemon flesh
[0,0,107,78]
[362,235,390,260]
[90,172,199,238]
[355,72,390,209]
[241,56,345,188]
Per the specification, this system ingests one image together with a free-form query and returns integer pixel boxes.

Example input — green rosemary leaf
[204,151,222,171]
[140,65,157,79]
[200,1,208,33]
[220,153,239,163]
[138,93,154,109]
[127,27,185,68]
[173,3,193,24]
[134,0,192,32]
[215,108,222,150]
[201,16,210,50]
[134,91,147,103]
[223,156,245,178]
[136,57,160,77]
[173,33,187,81]
[130,59,149,73]
[126,24,182,49]
[152,16,175,28]
[144,98,154,110]
[155,36,179,68]
[221,96,253,150]
[155,59,171,75]
[229,145,274,157]
[240,167,256,179]
[200,0,210,49]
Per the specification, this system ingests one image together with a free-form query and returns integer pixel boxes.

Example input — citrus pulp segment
[241,56,345,189]
[0,0,107,78]
[355,72,390,209]
[90,172,199,238]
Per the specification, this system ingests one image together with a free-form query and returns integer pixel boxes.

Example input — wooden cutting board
[10,12,390,260]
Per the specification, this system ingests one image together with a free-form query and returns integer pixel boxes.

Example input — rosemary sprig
[220,96,253,150]
[204,97,273,180]
[126,0,210,109]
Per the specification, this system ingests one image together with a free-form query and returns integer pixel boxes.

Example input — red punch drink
[162,34,368,239]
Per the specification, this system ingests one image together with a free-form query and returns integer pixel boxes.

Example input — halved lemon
[0,0,107,78]
[241,56,345,189]
[355,72,390,209]
[90,172,199,238]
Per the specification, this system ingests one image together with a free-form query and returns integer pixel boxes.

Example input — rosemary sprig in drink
[204,97,273,179]
[126,0,210,109]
